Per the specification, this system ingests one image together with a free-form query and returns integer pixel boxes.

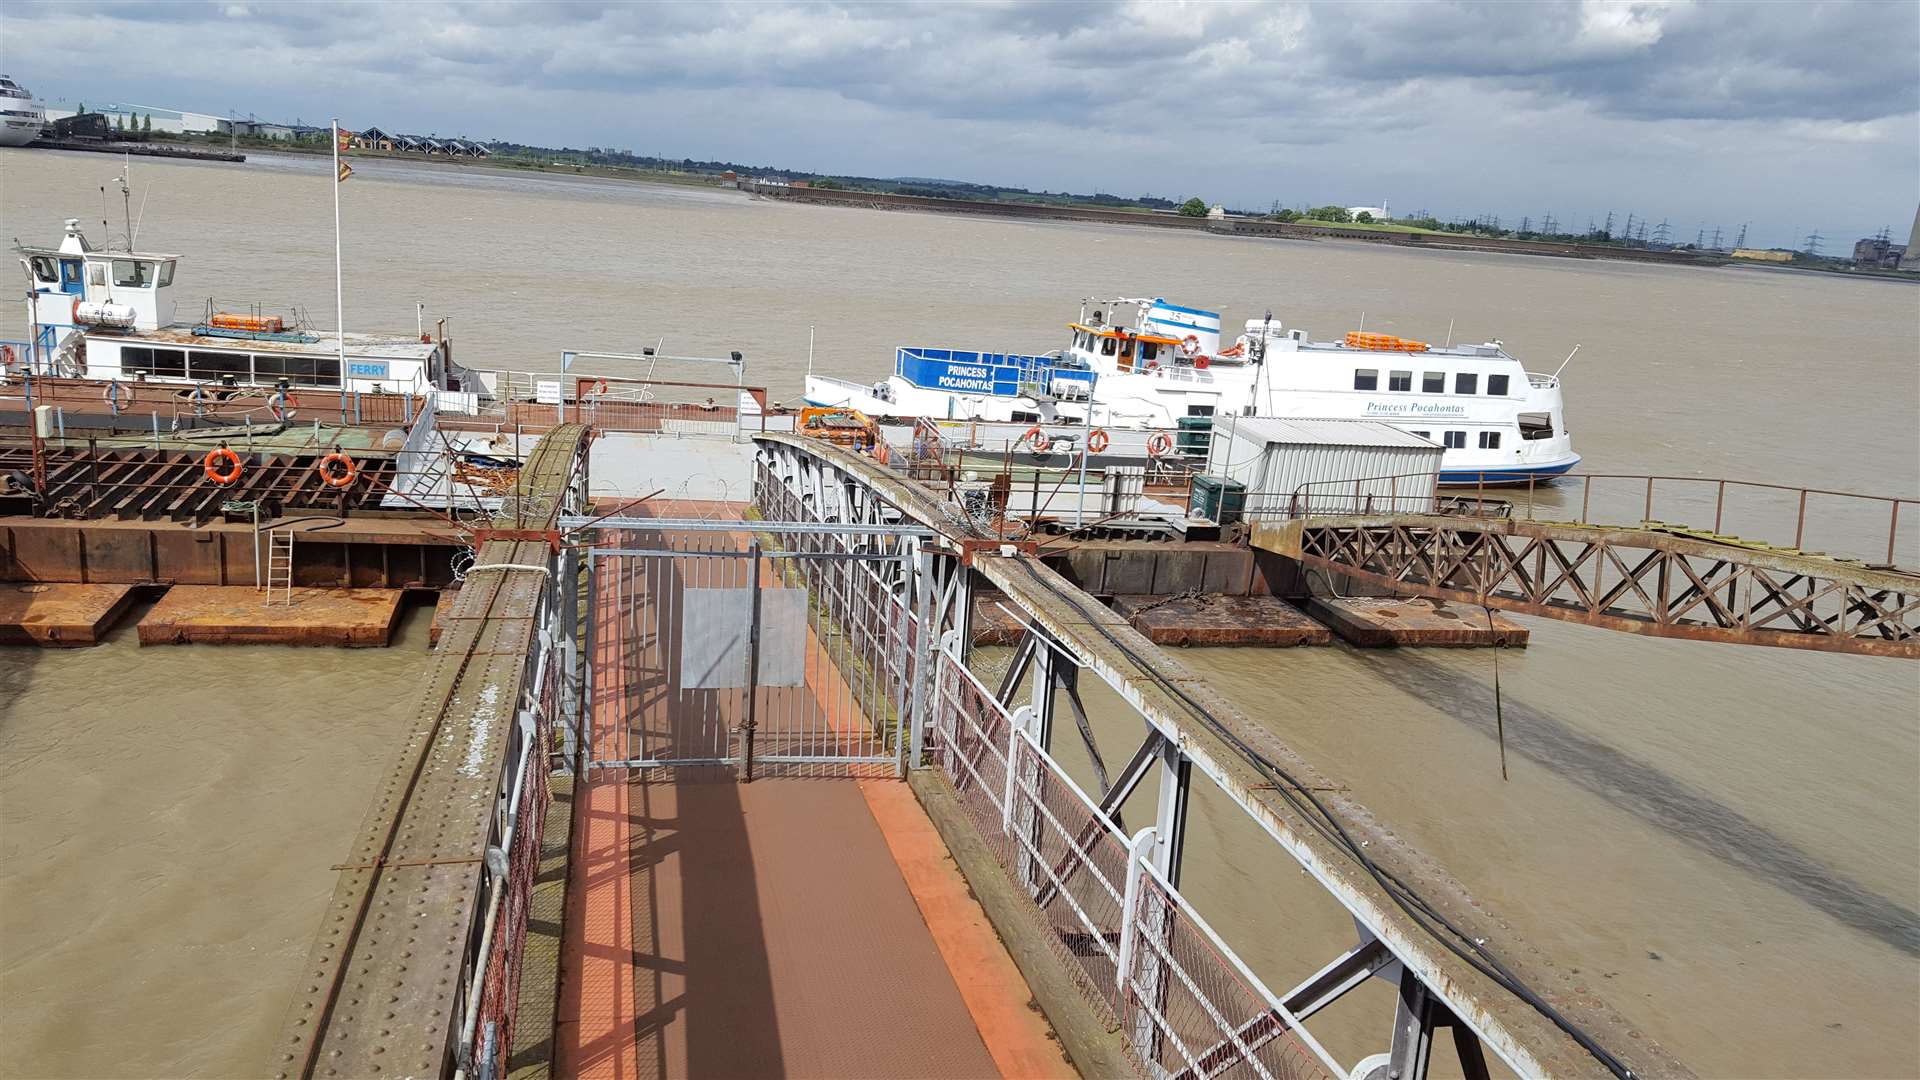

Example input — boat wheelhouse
[803,296,1580,484]
[14,219,480,396]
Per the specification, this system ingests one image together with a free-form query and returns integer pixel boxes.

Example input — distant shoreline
[28,136,1912,283]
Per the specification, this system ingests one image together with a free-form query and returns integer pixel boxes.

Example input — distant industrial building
[1852,234,1908,269]
[43,100,226,135]
[41,99,311,140]
[351,127,492,157]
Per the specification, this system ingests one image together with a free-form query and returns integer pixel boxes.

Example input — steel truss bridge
[1259,514,1917,659]
[752,432,1692,1080]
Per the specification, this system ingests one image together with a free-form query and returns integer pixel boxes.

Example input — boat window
[1443,430,1466,449]
[1519,412,1554,440]
[89,263,108,286]
[1422,371,1445,393]
[112,260,154,288]
[1140,342,1158,363]
[157,261,176,288]
[1410,430,1430,439]
[1187,405,1215,417]
[1353,369,1378,390]
[1455,372,1478,394]
[253,352,342,387]
[1010,410,1040,423]
[144,347,187,378]
[1487,373,1509,395]
[29,256,56,283]
[1100,337,1116,357]
[188,350,249,380]
[1389,370,1412,392]
[1479,431,1502,449]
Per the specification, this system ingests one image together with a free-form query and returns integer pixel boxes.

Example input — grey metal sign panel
[679,587,806,689]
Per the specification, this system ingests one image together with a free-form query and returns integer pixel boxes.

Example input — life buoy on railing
[0,345,14,368]
[316,451,358,489]
[1195,355,1211,370]
[1021,426,1051,453]
[267,390,300,422]
[1146,432,1174,457]
[1086,429,1111,454]
[1179,334,1201,358]
[203,446,243,486]
[593,378,609,396]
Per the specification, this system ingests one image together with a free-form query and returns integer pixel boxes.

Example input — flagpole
[331,118,346,377]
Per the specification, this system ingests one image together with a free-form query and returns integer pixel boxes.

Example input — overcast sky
[5,1,1916,249]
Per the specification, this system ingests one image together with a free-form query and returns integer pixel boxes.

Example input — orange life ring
[316,451,358,488]
[0,345,14,367]
[1180,335,1201,358]
[593,378,609,396]
[1195,355,1211,370]
[203,447,243,485]
[71,297,81,323]
[1021,425,1051,453]
[1146,432,1174,457]
[1086,429,1110,453]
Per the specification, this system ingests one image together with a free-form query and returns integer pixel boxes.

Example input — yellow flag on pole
[338,160,353,183]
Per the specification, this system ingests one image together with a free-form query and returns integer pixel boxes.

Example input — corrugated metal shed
[1205,416,1443,519]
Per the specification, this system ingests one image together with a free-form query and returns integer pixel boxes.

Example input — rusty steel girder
[1287,515,1918,658]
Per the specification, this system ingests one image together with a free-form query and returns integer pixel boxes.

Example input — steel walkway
[273,424,591,1080]
[1255,514,1919,658]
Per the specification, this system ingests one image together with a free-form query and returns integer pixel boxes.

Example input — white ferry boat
[804,297,1580,484]
[11,219,486,396]
[0,75,46,147]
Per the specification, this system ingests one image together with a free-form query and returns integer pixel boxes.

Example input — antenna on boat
[807,324,815,376]
[1357,311,1365,334]
[131,180,152,249]
[1445,316,1455,348]
[1552,343,1582,381]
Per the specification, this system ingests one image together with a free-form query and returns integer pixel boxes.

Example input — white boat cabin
[14,219,468,395]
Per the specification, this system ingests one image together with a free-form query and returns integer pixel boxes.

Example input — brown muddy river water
[2,147,1916,1078]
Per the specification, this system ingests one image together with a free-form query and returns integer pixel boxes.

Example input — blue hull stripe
[1438,459,1580,485]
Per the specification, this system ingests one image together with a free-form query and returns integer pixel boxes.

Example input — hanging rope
[1485,603,1509,781]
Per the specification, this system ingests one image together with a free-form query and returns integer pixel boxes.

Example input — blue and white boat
[804,297,1580,484]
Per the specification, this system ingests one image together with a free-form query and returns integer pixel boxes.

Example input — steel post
[741,538,762,782]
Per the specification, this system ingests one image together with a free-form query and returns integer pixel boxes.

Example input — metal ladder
[264,528,295,606]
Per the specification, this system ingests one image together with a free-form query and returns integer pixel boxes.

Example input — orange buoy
[1086,428,1111,453]
[1021,426,1051,453]
[204,447,243,485]
[1146,432,1173,457]
[316,451,358,488]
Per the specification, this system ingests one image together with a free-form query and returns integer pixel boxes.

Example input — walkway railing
[477,371,767,440]
[928,642,1341,1080]
[1277,470,1918,568]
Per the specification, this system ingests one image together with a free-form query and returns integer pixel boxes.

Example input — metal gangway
[751,432,1692,1080]
[1253,472,1919,659]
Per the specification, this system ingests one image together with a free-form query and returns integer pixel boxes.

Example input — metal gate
[581,519,935,778]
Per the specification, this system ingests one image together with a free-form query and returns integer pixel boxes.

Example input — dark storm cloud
[2,1,1913,243]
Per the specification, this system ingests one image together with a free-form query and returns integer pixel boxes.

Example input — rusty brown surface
[427,586,459,648]
[1112,592,1334,647]
[135,585,405,647]
[1304,596,1529,648]
[1265,514,1918,658]
[0,517,462,589]
[0,581,141,646]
